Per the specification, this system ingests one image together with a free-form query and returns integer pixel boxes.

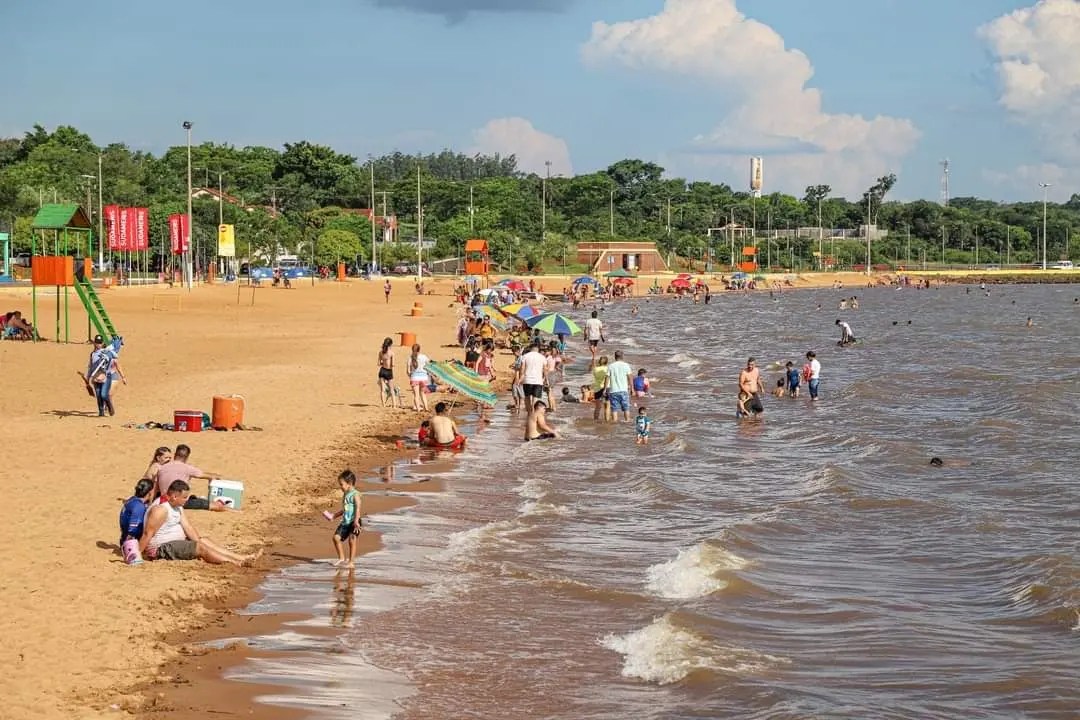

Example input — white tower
[940,159,950,207]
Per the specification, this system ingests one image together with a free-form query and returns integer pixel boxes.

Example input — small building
[576,241,667,274]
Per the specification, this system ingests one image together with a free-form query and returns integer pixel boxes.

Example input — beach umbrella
[476,305,507,329]
[604,268,635,278]
[525,312,582,336]
[572,275,598,286]
[425,361,498,407]
[612,276,634,285]
[669,278,691,289]
[499,302,543,320]
[731,272,747,280]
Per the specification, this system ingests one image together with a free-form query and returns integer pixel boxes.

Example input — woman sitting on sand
[142,446,173,481]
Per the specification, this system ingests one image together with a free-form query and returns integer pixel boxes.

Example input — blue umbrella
[572,276,598,286]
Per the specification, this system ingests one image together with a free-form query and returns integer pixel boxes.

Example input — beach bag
[801,364,812,383]
[122,538,143,566]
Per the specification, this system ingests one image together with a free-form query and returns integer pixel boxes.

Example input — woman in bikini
[377,337,395,407]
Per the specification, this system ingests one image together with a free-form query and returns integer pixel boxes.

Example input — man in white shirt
[520,340,550,439]
[584,310,605,368]
[806,350,821,401]
[605,350,635,422]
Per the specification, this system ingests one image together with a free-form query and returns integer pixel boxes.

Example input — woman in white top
[407,343,431,412]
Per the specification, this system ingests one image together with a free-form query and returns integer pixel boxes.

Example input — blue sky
[1,0,1076,201]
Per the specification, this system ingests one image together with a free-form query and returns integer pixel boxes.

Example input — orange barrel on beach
[174,410,203,433]
[411,302,423,317]
[337,262,346,281]
[211,395,245,430]
[399,331,416,347]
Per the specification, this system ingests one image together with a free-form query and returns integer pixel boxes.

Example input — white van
[1050,260,1074,270]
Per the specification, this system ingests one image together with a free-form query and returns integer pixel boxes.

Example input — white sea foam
[518,477,553,500]
[645,543,748,600]
[517,500,571,518]
[437,520,523,563]
[600,614,783,685]
[622,336,641,348]
[666,352,701,368]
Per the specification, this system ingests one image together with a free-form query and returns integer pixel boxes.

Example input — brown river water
[214,284,1079,719]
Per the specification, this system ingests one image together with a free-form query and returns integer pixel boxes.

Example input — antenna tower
[940,159,950,207]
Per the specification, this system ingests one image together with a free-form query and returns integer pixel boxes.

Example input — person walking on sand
[738,357,766,416]
[407,343,431,412]
[329,470,362,568]
[377,337,396,408]
[140,480,260,566]
[584,310,605,369]
[87,334,126,417]
[384,278,392,304]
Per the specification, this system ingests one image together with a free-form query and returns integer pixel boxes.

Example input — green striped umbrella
[525,312,582,336]
[425,361,498,407]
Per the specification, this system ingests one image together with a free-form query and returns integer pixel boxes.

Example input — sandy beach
[0,276,461,719]
[1,268,1074,719]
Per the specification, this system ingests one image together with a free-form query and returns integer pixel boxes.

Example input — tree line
[2,124,1078,271]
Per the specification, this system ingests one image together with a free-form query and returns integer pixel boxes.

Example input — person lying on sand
[140,480,260,566]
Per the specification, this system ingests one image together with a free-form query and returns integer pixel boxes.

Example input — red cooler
[174,410,203,433]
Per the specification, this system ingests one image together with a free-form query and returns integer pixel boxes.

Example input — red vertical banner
[134,207,149,251]
[105,205,120,250]
[179,214,190,253]
[118,207,134,251]
[169,214,182,254]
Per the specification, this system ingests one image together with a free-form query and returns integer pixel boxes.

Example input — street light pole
[817,196,823,270]
[1040,182,1051,270]
[865,191,872,275]
[469,183,475,234]
[542,160,550,241]
[97,155,104,269]
[666,197,672,237]
[183,121,193,289]
[416,164,423,283]
[369,155,376,273]
[609,190,615,237]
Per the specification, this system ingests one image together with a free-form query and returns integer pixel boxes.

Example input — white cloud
[581,0,920,196]
[471,117,573,176]
[982,162,1075,201]
[980,0,1080,169]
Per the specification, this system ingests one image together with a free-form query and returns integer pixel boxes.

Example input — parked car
[1050,260,1074,270]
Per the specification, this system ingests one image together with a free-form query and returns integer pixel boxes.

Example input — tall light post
[469,183,475,234]
[542,160,551,240]
[666,196,673,237]
[817,196,823,270]
[865,190,872,274]
[1039,182,1051,270]
[416,164,423,283]
[96,155,103,269]
[609,189,615,237]
[182,121,193,289]
[368,155,376,273]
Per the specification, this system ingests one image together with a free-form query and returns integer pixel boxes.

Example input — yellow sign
[217,224,235,257]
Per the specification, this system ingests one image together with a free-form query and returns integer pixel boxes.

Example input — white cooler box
[208,479,244,510]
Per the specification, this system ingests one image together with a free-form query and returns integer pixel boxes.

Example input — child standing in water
[329,470,361,568]
[635,406,651,445]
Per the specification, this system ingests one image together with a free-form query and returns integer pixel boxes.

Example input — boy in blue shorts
[785,360,800,398]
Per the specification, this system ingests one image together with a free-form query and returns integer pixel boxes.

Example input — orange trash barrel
[399,331,416,347]
[337,262,346,281]
[212,395,245,430]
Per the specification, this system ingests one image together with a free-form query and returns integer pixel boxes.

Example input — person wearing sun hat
[87,334,126,416]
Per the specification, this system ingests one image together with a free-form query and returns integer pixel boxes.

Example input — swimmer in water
[771,378,786,398]
[836,319,857,345]
[1026,317,1033,327]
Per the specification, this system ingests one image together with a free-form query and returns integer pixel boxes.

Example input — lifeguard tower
[463,238,491,276]
[739,245,759,273]
[30,203,117,343]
